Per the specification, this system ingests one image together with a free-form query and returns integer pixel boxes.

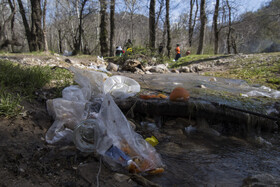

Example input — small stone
[209,77,217,82]
[107,62,119,72]
[65,58,72,64]
[145,71,152,74]
[165,129,184,135]
[113,173,130,183]
[171,69,180,73]
[128,120,136,130]
[200,85,206,89]
[175,118,194,127]
[164,120,176,126]
[179,66,190,73]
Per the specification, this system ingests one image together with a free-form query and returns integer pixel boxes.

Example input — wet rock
[165,129,184,135]
[107,62,119,72]
[128,120,136,130]
[134,67,145,74]
[164,120,176,126]
[199,85,206,89]
[179,66,190,73]
[175,118,195,127]
[242,174,280,187]
[113,173,130,183]
[65,58,72,64]
[171,69,180,73]
[122,59,141,71]
[209,77,217,82]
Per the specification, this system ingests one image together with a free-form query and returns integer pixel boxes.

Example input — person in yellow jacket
[175,44,181,61]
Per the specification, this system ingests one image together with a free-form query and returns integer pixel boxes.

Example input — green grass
[170,54,224,68]
[0,60,73,117]
[204,55,280,90]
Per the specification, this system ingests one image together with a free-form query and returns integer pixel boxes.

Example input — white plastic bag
[46,98,88,143]
[103,76,140,99]
[74,94,164,173]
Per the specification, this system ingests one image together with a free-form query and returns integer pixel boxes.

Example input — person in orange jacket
[175,44,181,61]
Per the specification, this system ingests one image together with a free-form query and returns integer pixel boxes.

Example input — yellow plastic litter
[145,136,159,147]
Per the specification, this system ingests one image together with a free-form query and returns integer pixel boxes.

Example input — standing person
[115,46,124,56]
[124,39,133,49]
[158,43,164,54]
[175,44,181,61]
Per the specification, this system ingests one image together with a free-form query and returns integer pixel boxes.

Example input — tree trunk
[213,0,220,54]
[42,0,48,52]
[149,0,156,50]
[197,0,207,55]
[226,0,232,54]
[99,0,108,57]
[188,0,198,47]
[8,0,16,52]
[30,0,44,51]
[109,0,115,56]
[58,29,62,54]
[17,0,32,51]
[165,0,171,57]
[73,0,88,55]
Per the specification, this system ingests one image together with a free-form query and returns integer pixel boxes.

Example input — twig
[130,173,161,187]
[96,157,102,187]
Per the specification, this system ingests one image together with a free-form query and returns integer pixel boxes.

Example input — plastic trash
[145,136,159,147]
[62,85,86,101]
[70,67,108,99]
[73,94,164,173]
[103,76,140,99]
[45,98,88,143]
[185,125,196,135]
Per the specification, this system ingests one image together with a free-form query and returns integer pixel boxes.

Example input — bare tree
[109,0,115,56]
[42,0,48,52]
[213,0,220,54]
[73,0,89,55]
[149,0,156,49]
[99,0,108,56]
[196,0,207,54]
[30,0,44,51]
[188,0,198,47]
[124,0,141,41]
[165,0,171,57]
[225,0,232,54]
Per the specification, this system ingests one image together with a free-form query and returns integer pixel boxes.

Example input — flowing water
[119,73,280,186]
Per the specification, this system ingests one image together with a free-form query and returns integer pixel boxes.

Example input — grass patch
[170,54,224,68]
[205,55,280,90]
[0,60,73,117]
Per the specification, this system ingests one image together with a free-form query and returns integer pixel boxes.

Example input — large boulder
[149,64,170,73]
[122,59,142,71]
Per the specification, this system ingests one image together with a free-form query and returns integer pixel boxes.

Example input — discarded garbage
[139,93,167,100]
[73,94,164,174]
[145,136,159,147]
[46,67,163,174]
[169,87,190,101]
[103,75,140,99]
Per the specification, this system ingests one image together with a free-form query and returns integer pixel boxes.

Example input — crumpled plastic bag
[46,98,88,143]
[103,75,140,99]
[46,67,141,144]
[74,94,164,173]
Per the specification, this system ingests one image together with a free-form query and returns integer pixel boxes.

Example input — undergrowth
[0,60,73,117]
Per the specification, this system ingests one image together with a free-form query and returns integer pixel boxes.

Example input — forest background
[0,0,279,57]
